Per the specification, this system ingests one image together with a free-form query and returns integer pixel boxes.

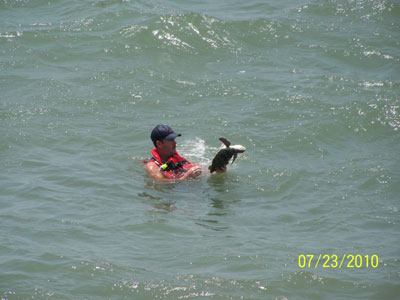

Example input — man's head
[151,124,181,147]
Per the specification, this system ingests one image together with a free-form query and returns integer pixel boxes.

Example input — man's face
[157,139,176,157]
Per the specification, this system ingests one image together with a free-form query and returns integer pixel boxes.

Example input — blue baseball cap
[151,124,181,143]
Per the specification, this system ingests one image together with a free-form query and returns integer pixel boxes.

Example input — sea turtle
[208,137,246,173]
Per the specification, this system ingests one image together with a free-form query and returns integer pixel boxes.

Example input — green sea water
[1,0,399,299]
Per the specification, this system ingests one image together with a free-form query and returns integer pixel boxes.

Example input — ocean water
[1,0,399,299]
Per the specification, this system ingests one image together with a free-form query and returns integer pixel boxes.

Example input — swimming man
[143,124,226,181]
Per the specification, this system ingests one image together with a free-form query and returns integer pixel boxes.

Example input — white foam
[179,138,205,159]
[178,138,244,172]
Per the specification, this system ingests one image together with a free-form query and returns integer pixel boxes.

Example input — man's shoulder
[145,160,167,180]
[145,160,158,169]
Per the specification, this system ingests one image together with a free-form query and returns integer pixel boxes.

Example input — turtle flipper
[232,152,238,164]
[219,137,231,147]
[230,145,246,164]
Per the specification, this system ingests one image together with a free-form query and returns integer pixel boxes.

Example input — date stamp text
[298,254,379,269]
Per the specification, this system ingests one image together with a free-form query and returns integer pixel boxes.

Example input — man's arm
[145,161,168,181]
[145,162,201,181]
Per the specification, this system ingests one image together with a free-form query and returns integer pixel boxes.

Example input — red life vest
[143,148,197,179]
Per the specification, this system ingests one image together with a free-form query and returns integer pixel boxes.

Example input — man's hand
[183,166,202,179]
[213,164,227,174]
[145,162,202,181]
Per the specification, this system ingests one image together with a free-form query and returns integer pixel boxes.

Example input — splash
[178,137,211,166]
